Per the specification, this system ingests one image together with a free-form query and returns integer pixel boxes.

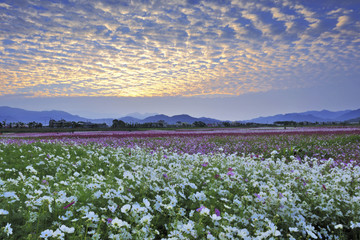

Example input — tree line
[0,118,357,130]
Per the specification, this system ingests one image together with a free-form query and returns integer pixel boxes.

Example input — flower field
[1,128,360,239]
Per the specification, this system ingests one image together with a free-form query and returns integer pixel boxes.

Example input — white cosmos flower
[0,209,9,215]
[271,150,278,155]
[108,203,117,213]
[4,223,13,236]
[143,198,150,208]
[140,214,153,224]
[123,171,134,180]
[83,211,99,222]
[26,165,37,174]
[40,229,53,239]
[351,221,360,229]
[210,214,221,221]
[334,224,343,229]
[121,204,131,213]
[111,218,130,228]
[53,229,64,239]
[60,225,75,233]
[94,190,103,199]
[2,192,17,198]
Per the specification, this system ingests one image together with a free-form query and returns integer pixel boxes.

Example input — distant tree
[112,119,119,128]
[118,120,126,128]
[193,121,206,127]
[71,121,81,128]
[112,119,126,128]
[222,121,231,127]
[157,120,166,128]
[49,119,56,128]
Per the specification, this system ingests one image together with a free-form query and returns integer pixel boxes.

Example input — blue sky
[0,0,359,120]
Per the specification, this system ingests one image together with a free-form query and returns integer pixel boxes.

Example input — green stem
[84,224,88,240]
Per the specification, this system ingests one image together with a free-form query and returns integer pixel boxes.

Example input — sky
[0,0,359,121]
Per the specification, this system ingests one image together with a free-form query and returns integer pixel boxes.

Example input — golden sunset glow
[1,0,359,99]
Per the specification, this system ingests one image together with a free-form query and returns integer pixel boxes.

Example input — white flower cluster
[0,141,359,239]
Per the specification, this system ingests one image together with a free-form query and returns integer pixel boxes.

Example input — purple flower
[201,162,209,167]
[215,208,221,217]
[214,174,220,179]
[164,155,167,158]
[107,218,112,223]
[227,171,235,176]
[63,201,75,209]
[163,173,169,179]
[254,193,261,199]
[278,192,284,198]
[42,180,49,185]
[196,206,205,212]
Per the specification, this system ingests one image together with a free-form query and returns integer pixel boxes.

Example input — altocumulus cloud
[0,0,359,98]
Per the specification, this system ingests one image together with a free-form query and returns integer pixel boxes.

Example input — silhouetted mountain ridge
[1,106,359,125]
[247,109,360,124]
[129,114,221,124]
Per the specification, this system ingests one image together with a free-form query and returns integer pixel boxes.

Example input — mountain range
[0,106,360,125]
[247,109,360,124]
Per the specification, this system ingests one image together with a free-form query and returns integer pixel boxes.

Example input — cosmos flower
[59,225,75,233]
[83,211,99,222]
[121,204,131,213]
[0,209,9,215]
[111,218,130,228]
[40,229,53,239]
[4,223,12,236]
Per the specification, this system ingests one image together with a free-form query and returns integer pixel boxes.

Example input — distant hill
[0,106,89,124]
[347,117,360,123]
[335,109,360,121]
[1,106,359,125]
[0,106,221,125]
[248,108,360,124]
[135,114,221,124]
[299,110,351,119]
[124,112,158,120]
